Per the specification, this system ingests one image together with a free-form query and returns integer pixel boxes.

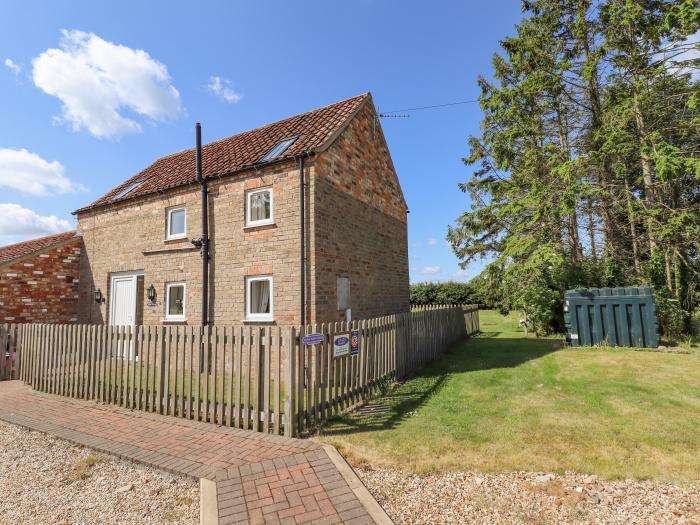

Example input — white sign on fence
[333,334,350,358]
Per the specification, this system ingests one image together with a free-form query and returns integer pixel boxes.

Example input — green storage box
[564,286,659,348]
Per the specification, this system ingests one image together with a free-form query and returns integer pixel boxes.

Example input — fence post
[157,326,166,414]
[284,326,296,437]
[14,324,21,381]
[253,326,263,433]
[0,324,7,381]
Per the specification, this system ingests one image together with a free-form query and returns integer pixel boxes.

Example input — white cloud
[4,58,21,76]
[0,203,72,238]
[451,269,469,280]
[419,265,441,275]
[0,148,83,196]
[206,76,242,104]
[426,238,437,247]
[32,30,181,139]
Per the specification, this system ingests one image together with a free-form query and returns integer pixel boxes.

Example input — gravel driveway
[358,468,700,525]
[0,421,198,525]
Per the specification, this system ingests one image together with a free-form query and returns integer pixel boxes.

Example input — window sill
[143,245,197,256]
[243,222,276,232]
[165,235,188,243]
[161,318,188,324]
[242,319,276,324]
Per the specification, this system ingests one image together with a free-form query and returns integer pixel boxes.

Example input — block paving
[0,381,381,524]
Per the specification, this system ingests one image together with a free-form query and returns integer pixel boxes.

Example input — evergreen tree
[450,0,699,336]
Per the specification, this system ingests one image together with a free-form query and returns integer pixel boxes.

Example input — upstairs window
[259,137,296,163]
[167,206,186,240]
[246,188,273,226]
[246,276,273,321]
[165,282,186,321]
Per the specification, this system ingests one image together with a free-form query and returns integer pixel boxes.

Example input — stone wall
[77,160,304,325]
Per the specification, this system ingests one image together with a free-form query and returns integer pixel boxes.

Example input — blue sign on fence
[333,334,350,358]
[302,333,325,346]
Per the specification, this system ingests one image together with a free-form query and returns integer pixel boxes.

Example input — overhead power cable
[379,99,479,115]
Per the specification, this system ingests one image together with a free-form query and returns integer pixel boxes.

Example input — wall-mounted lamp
[147,284,156,302]
[94,288,103,304]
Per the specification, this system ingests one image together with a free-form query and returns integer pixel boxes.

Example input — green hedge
[410,281,478,306]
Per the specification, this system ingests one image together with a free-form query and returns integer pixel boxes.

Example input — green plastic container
[564,286,659,348]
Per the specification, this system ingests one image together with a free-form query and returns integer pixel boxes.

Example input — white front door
[109,274,138,326]
[109,273,139,359]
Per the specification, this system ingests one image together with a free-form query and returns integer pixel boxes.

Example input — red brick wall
[0,238,82,323]
[311,98,410,321]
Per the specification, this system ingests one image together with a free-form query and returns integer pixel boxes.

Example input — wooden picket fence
[287,305,479,436]
[8,305,479,437]
[18,324,288,434]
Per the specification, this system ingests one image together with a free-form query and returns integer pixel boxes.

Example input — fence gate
[0,324,20,380]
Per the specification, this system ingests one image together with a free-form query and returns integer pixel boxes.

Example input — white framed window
[245,276,273,321]
[245,188,273,227]
[167,206,187,240]
[165,282,186,321]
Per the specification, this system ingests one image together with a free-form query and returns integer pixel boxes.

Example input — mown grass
[318,310,700,481]
[49,361,284,413]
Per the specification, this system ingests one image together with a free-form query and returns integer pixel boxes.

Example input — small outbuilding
[0,231,82,324]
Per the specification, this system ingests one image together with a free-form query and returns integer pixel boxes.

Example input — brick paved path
[0,381,389,525]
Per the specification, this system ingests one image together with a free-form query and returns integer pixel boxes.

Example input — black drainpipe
[299,156,306,328]
[195,123,209,327]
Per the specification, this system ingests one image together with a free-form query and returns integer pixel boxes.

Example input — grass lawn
[318,310,700,481]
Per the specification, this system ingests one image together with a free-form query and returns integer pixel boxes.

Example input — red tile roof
[77,93,370,213]
[0,231,78,267]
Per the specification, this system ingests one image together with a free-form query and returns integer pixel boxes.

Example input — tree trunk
[586,196,597,260]
[578,0,618,255]
[632,94,657,253]
[555,101,583,268]
[568,209,583,267]
[624,176,642,276]
[664,250,674,294]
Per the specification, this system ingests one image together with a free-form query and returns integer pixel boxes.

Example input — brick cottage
[60,92,407,327]
[0,231,81,323]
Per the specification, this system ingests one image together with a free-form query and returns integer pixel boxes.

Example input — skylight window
[111,180,143,200]
[259,137,297,163]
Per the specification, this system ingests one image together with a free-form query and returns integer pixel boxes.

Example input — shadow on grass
[319,334,558,437]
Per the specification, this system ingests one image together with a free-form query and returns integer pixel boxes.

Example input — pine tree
[450,0,700,336]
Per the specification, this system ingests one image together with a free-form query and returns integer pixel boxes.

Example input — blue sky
[0,0,521,282]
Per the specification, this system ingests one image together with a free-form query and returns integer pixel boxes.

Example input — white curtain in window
[250,191,270,222]
[251,280,270,314]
